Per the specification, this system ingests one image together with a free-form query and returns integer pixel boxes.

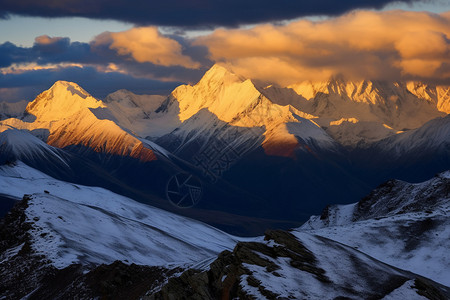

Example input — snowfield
[0,161,253,269]
[298,172,450,286]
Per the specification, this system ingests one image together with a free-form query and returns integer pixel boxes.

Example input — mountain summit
[1,81,158,161]
[0,65,449,234]
[26,81,105,122]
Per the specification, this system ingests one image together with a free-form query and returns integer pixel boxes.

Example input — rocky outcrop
[150,230,326,300]
[0,195,180,299]
[354,173,450,221]
[0,195,54,299]
[150,229,450,299]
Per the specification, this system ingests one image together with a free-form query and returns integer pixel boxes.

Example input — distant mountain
[290,77,449,130]
[154,64,337,154]
[350,115,450,185]
[0,65,449,234]
[300,171,450,286]
[0,100,27,120]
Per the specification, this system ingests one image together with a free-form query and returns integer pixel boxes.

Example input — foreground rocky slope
[1,164,449,299]
[0,196,180,299]
[149,172,450,299]
[150,230,449,299]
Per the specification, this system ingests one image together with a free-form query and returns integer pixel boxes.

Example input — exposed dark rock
[414,278,449,300]
[0,195,180,300]
[353,175,450,221]
[149,229,450,300]
[150,230,330,299]
[0,195,54,299]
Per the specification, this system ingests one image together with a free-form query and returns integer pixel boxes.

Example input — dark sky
[0,0,418,27]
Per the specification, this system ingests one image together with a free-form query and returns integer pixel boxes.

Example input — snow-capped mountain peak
[406,81,450,114]
[197,63,245,87]
[26,80,105,122]
[0,81,161,162]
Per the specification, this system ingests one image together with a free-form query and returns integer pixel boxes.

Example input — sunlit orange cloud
[94,27,201,69]
[195,10,450,85]
[35,35,66,45]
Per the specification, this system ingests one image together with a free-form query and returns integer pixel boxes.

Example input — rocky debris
[27,261,181,300]
[149,230,450,300]
[149,230,327,300]
[0,195,181,299]
[354,174,450,221]
[0,194,55,299]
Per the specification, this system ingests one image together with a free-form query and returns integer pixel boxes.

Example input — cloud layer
[94,27,200,68]
[0,0,418,27]
[195,10,450,85]
[1,9,449,102]
[0,29,207,101]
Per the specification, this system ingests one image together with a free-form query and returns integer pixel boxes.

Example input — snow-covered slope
[0,81,160,161]
[326,119,398,146]
[370,115,450,157]
[0,127,68,166]
[299,172,450,286]
[289,77,449,146]
[155,64,337,157]
[0,162,248,269]
[153,229,450,299]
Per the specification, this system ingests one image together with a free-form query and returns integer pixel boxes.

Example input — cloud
[2,9,449,104]
[93,27,200,68]
[0,42,35,67]
[195,10,450,84]
[0,65,183,101]
[0,0,420,27]
[0,33,207,84]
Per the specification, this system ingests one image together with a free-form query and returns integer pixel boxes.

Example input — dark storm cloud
[0,0,419,27]
[0,42,36,67]
[0,38,101,67]
[0,66,183,101]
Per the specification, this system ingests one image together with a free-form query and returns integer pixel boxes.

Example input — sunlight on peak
[330,118,359,126]
[26,81,105,122]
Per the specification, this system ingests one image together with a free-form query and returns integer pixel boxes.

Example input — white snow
[238,232,421,299]
[381,280,428,300]
[301,203,357,230]
[0,243,24,264]
[0,127,69,166]
[289,77,448,146]
[0,81,164,161]
[297,198,450,286]
[373,115,450,156]
[0,162,252,269]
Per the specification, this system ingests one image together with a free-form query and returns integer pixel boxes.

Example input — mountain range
[1,64,448,234]
[0,64,449,298]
